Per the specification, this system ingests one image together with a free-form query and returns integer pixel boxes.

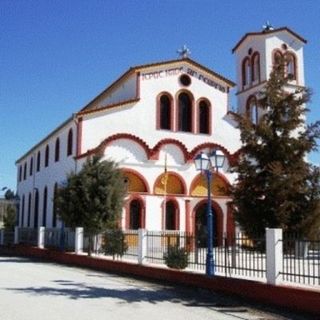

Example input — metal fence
[18,228,38,246]
[145,231,266,279]
[281,234,320,286]
[44,228,75,251]
[2,230,14,245]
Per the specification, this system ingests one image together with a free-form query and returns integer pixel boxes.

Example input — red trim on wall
[78,133,151,160]
[189,143,233,164]
[76,117,83,157]
[75,132,240,169]
[150,139,189,161]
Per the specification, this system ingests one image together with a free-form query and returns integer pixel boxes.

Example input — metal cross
[262,21,274,31]
[177,45,191,59]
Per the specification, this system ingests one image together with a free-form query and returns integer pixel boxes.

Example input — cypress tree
[231,60,320,239]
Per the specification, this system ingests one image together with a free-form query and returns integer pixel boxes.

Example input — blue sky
[1,0,319,193]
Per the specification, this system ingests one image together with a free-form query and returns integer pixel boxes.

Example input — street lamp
[194,149,225,276]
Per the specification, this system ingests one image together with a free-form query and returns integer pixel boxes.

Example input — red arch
[192,199,224,246]
[189,143,233,164]
[124,194,146,230]
[150,139,189,161]
[78,133,151,159]
[121,168,150,193]
[251,52,260,83]
[196,97,212,135]
[189,171,231,197]
[153,170,187,195]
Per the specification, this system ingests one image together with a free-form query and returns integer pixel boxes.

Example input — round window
[179,74,191,86]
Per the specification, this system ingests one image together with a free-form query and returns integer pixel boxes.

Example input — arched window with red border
[198,99,211,134]
[242,57,251,87]
[246,95,259,125]
[177,91,193,133]
[251,52,260,83]
[125,196,145,230]
[157,93,173,130]
[285,52,297,80]
[273,50,283,68]
[162,198,179,231]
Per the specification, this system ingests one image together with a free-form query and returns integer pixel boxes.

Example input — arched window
[129,199,141,230]
[36,151,41,172]
[29,157,33,176]
[19,166,22,182]
[34,189,39,228]
[45,145,49,167]
[55,138,60,162]
[178,92,192,132]
[165,201,178,230]
[198,100,210,134]
[42,187,47,227]
[242,57,251,87]
[285,53,296,80]
[27,193,32,227]
[23,162,27,180]
[246,96,259,125]
[67,129,73,156]
[159,95,172,130]
[273,50,283,68]
[21,195,25,227]
[53,183,58,227]
[251,52,260,83]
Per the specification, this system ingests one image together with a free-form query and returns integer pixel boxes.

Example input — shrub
[164,245,189,269]
[100,229,128,259]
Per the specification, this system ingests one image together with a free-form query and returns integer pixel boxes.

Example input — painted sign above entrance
[141,66,227,93]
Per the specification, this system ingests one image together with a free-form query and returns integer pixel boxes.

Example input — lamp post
[194,150,225,276]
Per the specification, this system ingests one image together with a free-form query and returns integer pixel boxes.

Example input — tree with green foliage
[231,60,320,239]
[4,189,15,200]
[3,205,16,231]
[55,155,126,255]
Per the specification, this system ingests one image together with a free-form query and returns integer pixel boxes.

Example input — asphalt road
[0,256,313,320]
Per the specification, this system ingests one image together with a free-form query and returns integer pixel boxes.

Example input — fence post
[266,228,283,285]
[75,227,84,254]
[14,226,19,245]
[138,229,147,265]
[0,229,4,245]
[38,227,45,249]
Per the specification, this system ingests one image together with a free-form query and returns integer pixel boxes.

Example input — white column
[38,226,45,249]
[266,228,283,285]
[138,229,147,265]
[14,226,19,245]
[0,229,4,245]
[75,227,84,254]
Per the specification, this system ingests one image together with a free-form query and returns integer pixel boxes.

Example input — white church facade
[16,26,306,244]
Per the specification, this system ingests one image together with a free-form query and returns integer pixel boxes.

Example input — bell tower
[232,24,307,123]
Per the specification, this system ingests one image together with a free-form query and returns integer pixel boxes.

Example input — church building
[16,26,306,243]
